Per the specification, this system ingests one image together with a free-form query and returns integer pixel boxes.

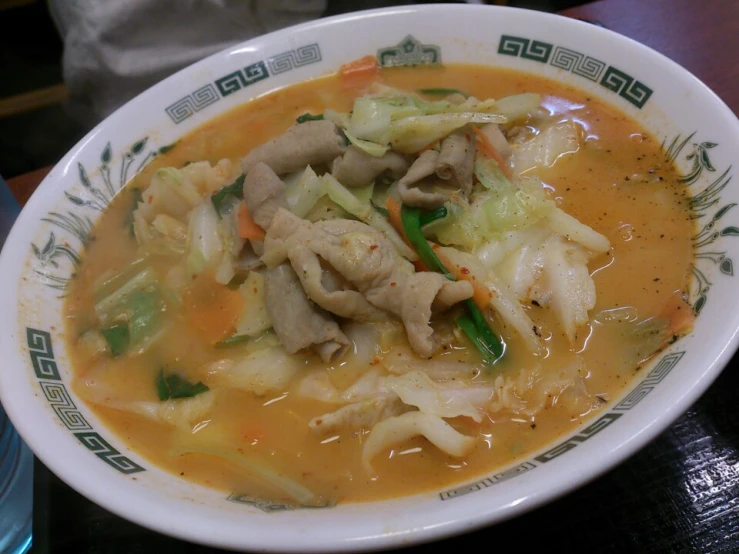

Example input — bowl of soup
[2,3,739,552]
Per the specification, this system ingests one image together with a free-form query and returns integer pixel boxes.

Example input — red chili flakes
[369,244,378,251]
[390,282,397,287]
[460,267,470,275]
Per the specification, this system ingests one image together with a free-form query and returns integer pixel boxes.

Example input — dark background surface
[5,0,739,553]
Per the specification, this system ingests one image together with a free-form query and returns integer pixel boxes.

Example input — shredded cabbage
[206,347,303,395]
[185,200,224,276]
[362,412,476,472]
[344,131,389,157]
[384,370,485,422]
[347,94,507,154]
[285,166,325,218]
[235,272,272,337]
[510,120,581,173]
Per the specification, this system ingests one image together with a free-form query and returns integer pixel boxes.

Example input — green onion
[400,204,504,363]
[455,314,500,365]
[211,174,246,215]
[419,206,448,227]
[417,88,469,98]
[156,369,209,401]
[461,301,505,359]
[101,324,129,357]
[214,335,250,348]
[296,113,324,123]
[400,205,454,280]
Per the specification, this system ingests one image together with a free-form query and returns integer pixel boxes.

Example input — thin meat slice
[241,120,346,176]
[264,263,349,362]
[265,208,473,357]
[287,246,386,322]
[397,150,449,209]
[436,129,475,196]
[331,146,409,188]
[243,162,286,230]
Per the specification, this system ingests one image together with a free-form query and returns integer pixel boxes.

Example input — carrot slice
[339,55,380,89]
[471,125,513,180]
[385,197,429,272]
[238,202,266,240]
[183,270,245,344]
[432,244,495,310]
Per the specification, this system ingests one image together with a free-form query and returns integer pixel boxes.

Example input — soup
[65,61,695,506]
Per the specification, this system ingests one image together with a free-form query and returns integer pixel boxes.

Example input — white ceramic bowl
[2,4,739,552]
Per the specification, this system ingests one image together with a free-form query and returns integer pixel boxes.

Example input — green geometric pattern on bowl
[498,34,653,109]
[27,328,145,475]
[165,43,322,124]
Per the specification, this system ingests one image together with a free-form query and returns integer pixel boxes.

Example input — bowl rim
[2,3,739,552]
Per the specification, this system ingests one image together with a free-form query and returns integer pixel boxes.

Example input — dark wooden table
[10,0,739,552]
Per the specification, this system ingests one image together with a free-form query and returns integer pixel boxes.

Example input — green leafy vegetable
[94,267,158,321]
[126,290,165,347]
[156,369,209,400]
[401,204,504,363]
[296,113,324,123]
[101,325,129,357]
[214,334,251,348]
[211,174,246,215]
[417,88,469,97]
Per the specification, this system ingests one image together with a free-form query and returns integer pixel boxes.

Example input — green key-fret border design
[27,327,60,380]
[39,381,93,431]
[498,34,653,108]
[549,46,606,81]
[165,43,322,124]
[613,352,685,411]
[26,327,145,475]
[534,412,623,463]
[74,431,145,475]
[440,462,537,500]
